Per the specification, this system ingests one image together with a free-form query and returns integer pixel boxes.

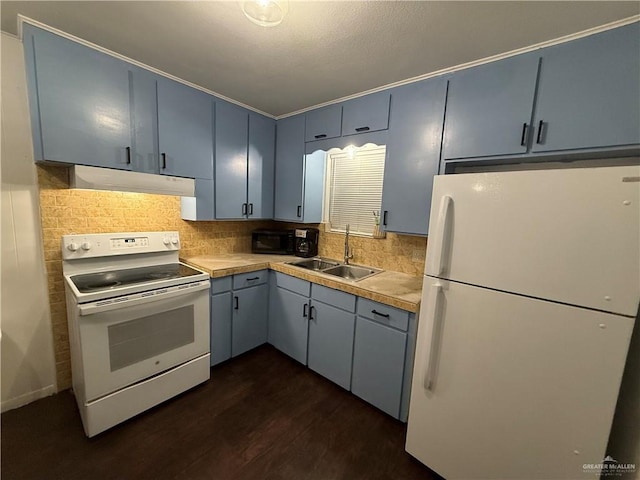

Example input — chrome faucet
[344,224,353,264]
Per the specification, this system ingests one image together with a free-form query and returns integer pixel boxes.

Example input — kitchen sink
[321,264,382,282]
[288,258,340,271]
[288,258,382,282]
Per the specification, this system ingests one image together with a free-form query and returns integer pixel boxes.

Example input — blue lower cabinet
[210,291,232,366]
[307,300,355,390]
[268,279,310,365]
[351,316,407,419]
[232,283,268,357]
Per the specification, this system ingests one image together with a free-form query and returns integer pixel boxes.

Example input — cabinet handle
[314,134,327,139]
[234,296,239,310]
[309,305,316,321]
[371,309,390,318]
[161,153,167,169]
[536,120,545,144]
[246,276,259,281]
[248,203,253,215]
[355,126,370,132]
[382,210,388,226]
[520,123,528,146]
[126,146,131,165]
[297,205,302,218]
[303,303,308,318]
[242,203,247,215]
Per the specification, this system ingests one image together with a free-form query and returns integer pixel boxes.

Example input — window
[325,144,385,236]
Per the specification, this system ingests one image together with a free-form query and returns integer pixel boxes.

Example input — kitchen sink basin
[288,258,340,271]
[321,264,382,282]
[288,258,382,282]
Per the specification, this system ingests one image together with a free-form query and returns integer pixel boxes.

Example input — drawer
[273,272,310,297]
[311,284,356,313]
[357,298,409,331]
[210,276,232,294]
[233,270,268,290]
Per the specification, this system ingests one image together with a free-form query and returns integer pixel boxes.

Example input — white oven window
[108,306,195,372]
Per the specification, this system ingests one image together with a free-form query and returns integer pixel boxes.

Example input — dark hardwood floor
[1,345,440,480]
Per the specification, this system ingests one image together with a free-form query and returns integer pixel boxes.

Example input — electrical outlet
[412,249,425,263]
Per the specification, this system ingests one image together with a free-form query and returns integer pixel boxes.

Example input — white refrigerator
[405,165,639,479]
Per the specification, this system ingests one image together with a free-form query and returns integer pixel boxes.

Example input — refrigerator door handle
[425,195,453,276]
[424,283,444,392]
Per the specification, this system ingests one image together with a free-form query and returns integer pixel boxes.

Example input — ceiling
[1,1,638,117]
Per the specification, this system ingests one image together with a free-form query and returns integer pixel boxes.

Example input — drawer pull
[314,134,327,139]
[371,309,390,318]
[355,126,370,132]
[246,276,260,281]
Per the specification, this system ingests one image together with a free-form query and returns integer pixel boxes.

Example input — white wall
[1,33,57,411]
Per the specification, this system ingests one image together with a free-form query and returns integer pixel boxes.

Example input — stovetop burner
[70,263,203,294]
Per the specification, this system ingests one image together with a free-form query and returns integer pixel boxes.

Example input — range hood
[70,165,195,197]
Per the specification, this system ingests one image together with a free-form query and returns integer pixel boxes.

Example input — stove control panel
[110,237,149,249]
[62,231,181,259]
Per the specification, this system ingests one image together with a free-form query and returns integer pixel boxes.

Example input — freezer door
[406,277,635,480]
[425,165,640,316]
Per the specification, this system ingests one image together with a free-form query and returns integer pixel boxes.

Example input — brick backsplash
[38,165,426,390]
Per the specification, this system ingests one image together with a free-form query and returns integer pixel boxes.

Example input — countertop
[181,253,423,312]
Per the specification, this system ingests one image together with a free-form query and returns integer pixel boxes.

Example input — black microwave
[251,229,295,255]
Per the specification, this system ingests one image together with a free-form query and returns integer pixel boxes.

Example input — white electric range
[62,231,210,437]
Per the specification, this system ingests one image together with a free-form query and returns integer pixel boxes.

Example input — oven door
[75,281,210,402]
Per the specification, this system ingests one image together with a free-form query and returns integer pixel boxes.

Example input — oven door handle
[78,281,210,316]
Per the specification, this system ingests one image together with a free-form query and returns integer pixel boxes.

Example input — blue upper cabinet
[215,101,249,219]
[305,104,342,142]
[274,115,306,221]
[442,52,540,160]
[157,77,214,179]
[215,105,275,220]
[248,113,275,219]
[531,23,640,153]
[23,25,132,170]
[381,78,448,236]
[129,66,159,174]
[341,91,391,136]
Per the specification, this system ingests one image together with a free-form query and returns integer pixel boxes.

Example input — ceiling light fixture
[241,0,288,27]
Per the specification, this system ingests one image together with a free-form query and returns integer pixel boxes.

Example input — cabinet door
[210,291,232,366]
[129,67,159,174]
[24,25,132,169]
[308,301,355,390]
[157,78,213,179]
[532,23,640,153]
[305,104,342,142]
[442,53,540,160]
[215,101,249,219]
[301,150,325,223]
[351,316,406,418]
[274,115,305,221]
[268,283,309,365]
[248,113,275,219]
[231,284,268,357]
[341,91,390,136]
[381,78,447,235]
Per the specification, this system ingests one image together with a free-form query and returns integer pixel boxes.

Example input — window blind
[328,145,385,236]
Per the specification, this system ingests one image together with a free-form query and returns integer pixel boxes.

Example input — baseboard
[1,385,56,413]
